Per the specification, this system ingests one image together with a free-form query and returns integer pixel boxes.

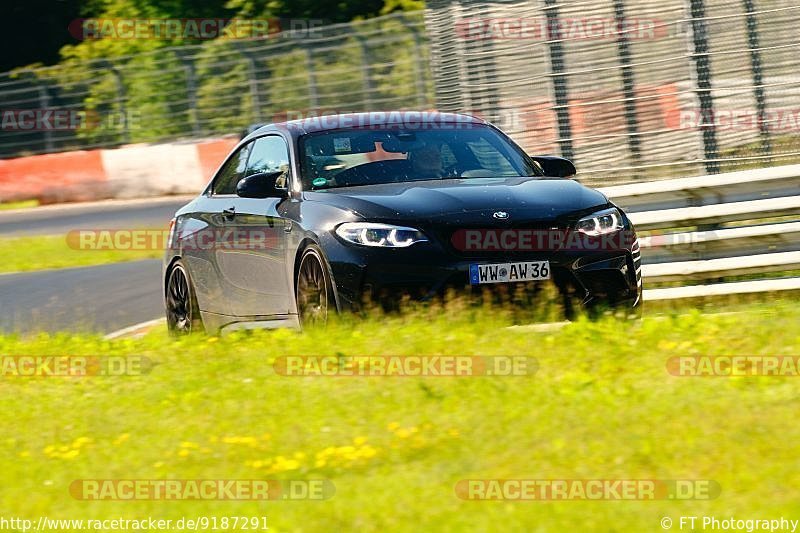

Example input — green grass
[0,199,39,211]
[0,234,161,273]
[0,299,799,531]
[719,133,800,173]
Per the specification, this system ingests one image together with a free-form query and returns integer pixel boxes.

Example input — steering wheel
[442,164,487,178]
[442,164,468,178]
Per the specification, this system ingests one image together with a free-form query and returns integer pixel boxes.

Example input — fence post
[460,4,502,124]
[543,0,574,161]
[742,0,771,158]
[102,61,129,145]
[232,43,264,124]
[305,46,320,110]
[175,51,201,136]
[613,0,642,169]
[356,35,375,110]
[424,0,467,112]
[405,19,429,109]
[35,83,53,153]
[687,0,720,174]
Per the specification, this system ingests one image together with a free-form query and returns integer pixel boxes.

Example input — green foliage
[194,41,254,134]
[381,0,426,15]
[225,0,387,22]
[15,2,432,150]
[0,200,39,211]
[0,299,799,529]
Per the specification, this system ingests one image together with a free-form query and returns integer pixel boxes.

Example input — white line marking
[104,318,164,340]
[0,195,194,218]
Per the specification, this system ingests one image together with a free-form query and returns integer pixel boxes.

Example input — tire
[296,245,333,327]
[165,260,204,335]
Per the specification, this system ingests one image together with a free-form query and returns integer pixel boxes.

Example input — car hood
[303,177,609,224]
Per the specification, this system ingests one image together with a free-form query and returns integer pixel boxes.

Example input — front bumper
[320,229,642,313]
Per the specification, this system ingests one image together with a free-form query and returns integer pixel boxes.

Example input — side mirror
[236,171,288,199]
[531,156,576,178]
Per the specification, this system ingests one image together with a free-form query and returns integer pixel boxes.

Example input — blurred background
[3,0,800,186]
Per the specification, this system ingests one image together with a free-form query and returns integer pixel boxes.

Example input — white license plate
[469,261,550,285]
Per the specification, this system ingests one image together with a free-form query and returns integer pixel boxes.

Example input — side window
[212,142,252,195]
[246,135,291,187]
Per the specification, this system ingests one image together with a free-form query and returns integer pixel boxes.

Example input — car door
[180,141,253,317]
[216,134,293,318]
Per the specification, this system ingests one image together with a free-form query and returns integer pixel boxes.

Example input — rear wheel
[166,260,203,335]
[296,246,333,327]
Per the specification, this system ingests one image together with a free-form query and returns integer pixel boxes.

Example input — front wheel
[166,260,203,335]
[296,245,333,327]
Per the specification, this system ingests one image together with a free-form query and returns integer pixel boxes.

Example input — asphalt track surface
[0,260,163,335]
[0,197,190,237]
[0,197,189,335]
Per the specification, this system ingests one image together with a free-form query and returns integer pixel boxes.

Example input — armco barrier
[598,169,800,299]
[599,164,800,212]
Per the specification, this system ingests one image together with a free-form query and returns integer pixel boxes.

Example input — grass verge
[0,299,798,530]
[0,199,39,211]
[0,234,161,274]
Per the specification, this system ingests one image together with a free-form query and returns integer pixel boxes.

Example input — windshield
[298,124,541,190]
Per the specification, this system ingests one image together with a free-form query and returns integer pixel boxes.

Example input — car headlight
[335,222,428,247]
[575,207,624,236]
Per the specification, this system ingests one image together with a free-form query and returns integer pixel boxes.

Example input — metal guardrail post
[687,0,720,174]
[356,35,375,110]
[405,20,429,109]
[101,61,129,145]
[305,46,320,110]
[742,0,771,158]
[461,4,501,124]
[36,83,53,153]
[425,0,467,113]
[233,43,264,124]
[544,0,575,161]
[175,51,201,137]
[613,0,642,169]
[18,71,55,154]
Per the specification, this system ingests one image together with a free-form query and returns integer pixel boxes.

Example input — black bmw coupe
[164,112,642,333]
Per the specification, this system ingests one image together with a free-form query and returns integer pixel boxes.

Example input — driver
[408,144,444,178]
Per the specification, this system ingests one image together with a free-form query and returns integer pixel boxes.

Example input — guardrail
[597,166,800,300]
